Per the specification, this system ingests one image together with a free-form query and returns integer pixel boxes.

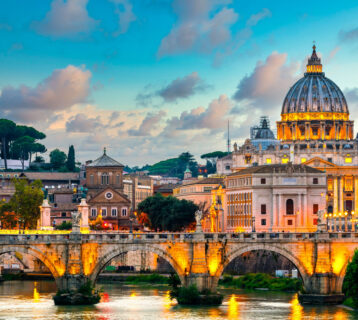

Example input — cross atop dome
[306,44,322,74]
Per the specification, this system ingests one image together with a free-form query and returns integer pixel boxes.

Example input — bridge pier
[299,273,344,305]
[184,274,216,292]
[56,275,90,292]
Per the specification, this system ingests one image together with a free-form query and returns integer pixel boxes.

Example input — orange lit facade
[217,45,358,222]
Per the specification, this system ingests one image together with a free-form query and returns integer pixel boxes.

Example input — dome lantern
[306,45,323,74]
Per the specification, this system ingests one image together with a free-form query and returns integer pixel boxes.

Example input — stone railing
[1,231,358,244]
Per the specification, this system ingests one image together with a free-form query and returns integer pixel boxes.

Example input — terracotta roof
[21,172,80,181]
[154,184,178,193]
[181,177,224,186]
[228,164,323,176]
[87,149,123,167]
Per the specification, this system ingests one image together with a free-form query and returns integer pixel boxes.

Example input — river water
[0,280,356,320]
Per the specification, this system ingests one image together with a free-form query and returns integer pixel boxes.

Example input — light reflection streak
[228,294,239,319]
[289,294,303,320]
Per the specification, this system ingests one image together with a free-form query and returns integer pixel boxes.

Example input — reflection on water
[0,281,356,320]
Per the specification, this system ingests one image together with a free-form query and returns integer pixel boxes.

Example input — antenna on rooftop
[227,120,231,153]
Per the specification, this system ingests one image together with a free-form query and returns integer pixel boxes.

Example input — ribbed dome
[281,45,348,115]
[281,74,348,114]
[254,119,275,139]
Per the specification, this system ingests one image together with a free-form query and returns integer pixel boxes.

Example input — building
[86,149,131,230]
[123,174,154,211]
[153,184,178,197]
[150,175,181,186]
[217,45,358,217]
[225,163,326,233]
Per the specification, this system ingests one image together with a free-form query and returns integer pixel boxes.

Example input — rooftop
[87,148,124,168]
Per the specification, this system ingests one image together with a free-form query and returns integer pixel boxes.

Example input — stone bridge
[1,231,357,302]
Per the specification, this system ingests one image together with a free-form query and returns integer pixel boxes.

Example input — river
[0,280,356,319]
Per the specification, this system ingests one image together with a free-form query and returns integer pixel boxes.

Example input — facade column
[271,194,276,232]
[277,194,281,230]
[297,193,302,231]
[333,177,338,214]
[339,176,344,214]
[355,177,358,214]
[304,193,308,228]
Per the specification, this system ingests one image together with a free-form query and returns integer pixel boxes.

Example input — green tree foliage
[137,193,197,231]
[201,151,229,175]
[1,179,44,229]
[55,221,72,230]
[50,149,67,170]
[0,119,16,169]
[66,145,76,171]
[147,152,198,179]
[343,250,358,307]
[0,119,46,170]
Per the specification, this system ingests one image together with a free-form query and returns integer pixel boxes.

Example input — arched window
[327,205,333,214]
[101,173,109,185]
[286,199,294,215]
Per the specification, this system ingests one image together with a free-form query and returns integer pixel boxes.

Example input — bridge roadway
[0,231,357,302]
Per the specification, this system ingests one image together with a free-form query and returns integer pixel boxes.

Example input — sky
[1,0,358,166]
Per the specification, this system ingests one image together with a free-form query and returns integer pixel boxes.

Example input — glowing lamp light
[352,211,355,215]
[329,214,332,218]
[345,211,348,216]
[339,212,342,217]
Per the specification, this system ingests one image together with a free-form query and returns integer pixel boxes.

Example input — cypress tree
[66,145,75,171]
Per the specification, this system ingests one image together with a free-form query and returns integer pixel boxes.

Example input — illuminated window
[301,158,306,163]
[282,158,289,164]
[345,156,352,163]
[327,179,333,191]
[266,158,272,164]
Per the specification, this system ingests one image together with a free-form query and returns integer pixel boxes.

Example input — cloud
[0,23,12,31]
[66,113,102,132]
[158,72,209,102]
[233,52,300,110]
[10,43,23,51]
[32,0,98,38]
[0,65,91,122]
[110,0,137,36]
[162,95,232,137]
[128,110,166,136]
[136,72,210,106]
[246,8,271,27]
[157,0,238,57]
[339,27,358,43]
[326,46,340,64]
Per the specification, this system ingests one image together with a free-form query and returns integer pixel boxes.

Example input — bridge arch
[0,245,60,279]
[90,243,185,284]
[213,243,310,289]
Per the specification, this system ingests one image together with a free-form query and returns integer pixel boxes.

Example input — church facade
[217,45,358,217]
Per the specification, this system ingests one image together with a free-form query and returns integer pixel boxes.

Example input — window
[327,158,333,163]
[261,219,266,226]
[287,219,293,226]
[90,174,94,184]
[327,179,333,191]
[266,158,272,164]
[225,165,231,170]
[61,212,66,217]
[116,174,121,184]
[91,208,97,217]
[301,158,306,163]
[313,178,318,184]
[286,199,294,215]
[313,204,319,214]
[345,156,352,163]
[282,157,289,164]
[122,208,127,217]
[101,208,107,217]
[261,178,266,185]
[313,219,318,225]
[261,204,266,214]
[111,208,117,217]
[101,173,109,185]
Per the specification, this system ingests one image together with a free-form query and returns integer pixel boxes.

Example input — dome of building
[277,45,353,142]
[282,45,348,115]
[254,118,275,139]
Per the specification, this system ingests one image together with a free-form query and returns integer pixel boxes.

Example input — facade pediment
[88,187,130,204]
[304,157,338,168]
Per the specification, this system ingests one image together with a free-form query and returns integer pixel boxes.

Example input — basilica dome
[281,46,348,116]
[277,45,353,142]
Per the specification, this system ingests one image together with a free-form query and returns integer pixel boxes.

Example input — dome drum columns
[277,120,354,142]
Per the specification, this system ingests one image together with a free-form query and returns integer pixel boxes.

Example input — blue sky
[1,0,358,166]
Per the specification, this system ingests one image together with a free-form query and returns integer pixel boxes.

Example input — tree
[343,250,358,307]
[5,179,44,229]
[137,193,197,231]
[66,145,76,171]
[50,149,67,170]
[201,151,229,175]
[11,136,35,171]
[0,119,16,169]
